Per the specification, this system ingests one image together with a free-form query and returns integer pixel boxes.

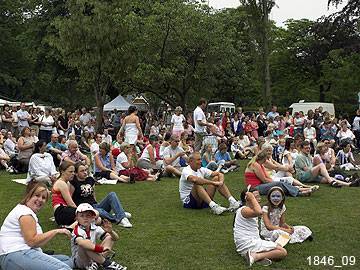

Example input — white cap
[76,203,96,215]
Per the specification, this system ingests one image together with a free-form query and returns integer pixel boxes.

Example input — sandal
[330,181,342,188]
[310,185,320,192]
[299,190,311,197]
[257,258,272,266]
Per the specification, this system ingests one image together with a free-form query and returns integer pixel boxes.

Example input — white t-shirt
[337,129,355,140]
[171,114,185,132]
[163,146,185,167]
[39,115,54,131]
[4,138,16,156]
[193,106,206,133]
[102,134,112,145]
[0,204,43,255]
[26,153,58,182]
[239,135,250,149]
[304,127,316,140]
[116,152,128,172]
[79,113,92,126]
[90,142,99,158]
[179,165,212,203]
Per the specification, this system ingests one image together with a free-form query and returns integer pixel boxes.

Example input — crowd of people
[0,99,360,269]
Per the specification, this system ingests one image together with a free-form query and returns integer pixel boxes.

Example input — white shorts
[272,176,294,185]
[235,238,277,256]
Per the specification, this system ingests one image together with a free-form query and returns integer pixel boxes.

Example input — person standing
[117,106,143,146]
[171,106,186,137]
[193,98,212,152]
[17,102,31,133]
[39,108,55,143]
[352,109,360,148]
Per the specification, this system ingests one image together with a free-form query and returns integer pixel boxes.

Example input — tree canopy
[1,0,359,116]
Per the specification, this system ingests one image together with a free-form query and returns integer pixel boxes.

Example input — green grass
[1,160,360,270]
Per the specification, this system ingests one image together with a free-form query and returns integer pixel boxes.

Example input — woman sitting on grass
[26,140,58,186]
[52,161,77,226]
[71,163,133,228]
[313,142,335,172]
[336,142,359,170]
[201,143,225,171]
[260,144,318,193]
[94,142,130,183]
[233,187,287,267]
[0,182,73,270]
[116,142,160,182]
[245,151,315,197]
[137,135,163,172]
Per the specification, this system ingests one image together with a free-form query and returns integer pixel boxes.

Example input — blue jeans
[206,160,225,171]
[255,182,300,197]
[0,249,73,270]
[92,192,126,223]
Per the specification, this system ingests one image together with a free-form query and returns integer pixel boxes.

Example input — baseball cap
[76,203,96,215]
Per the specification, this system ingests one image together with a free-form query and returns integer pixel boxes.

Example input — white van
[289,101,335,116]
[207,102,235,114]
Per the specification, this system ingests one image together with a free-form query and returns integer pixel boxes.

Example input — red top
[244,162,267,187]
[51,188,68,207]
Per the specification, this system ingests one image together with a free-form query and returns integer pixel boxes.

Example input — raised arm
[241,192,262,218]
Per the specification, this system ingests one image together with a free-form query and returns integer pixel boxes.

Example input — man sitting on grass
[294,140,351,187]
[163,135,188,177]
[179,152,241,215]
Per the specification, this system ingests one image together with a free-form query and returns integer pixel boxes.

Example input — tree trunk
[262,0,271,110]
[319,82,331,102]
[94,87,105,133]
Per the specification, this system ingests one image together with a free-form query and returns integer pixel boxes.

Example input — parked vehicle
[207,102,235,114]
[289,100,335,116]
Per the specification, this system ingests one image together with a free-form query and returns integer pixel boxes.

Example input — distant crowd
[0,100,360,269]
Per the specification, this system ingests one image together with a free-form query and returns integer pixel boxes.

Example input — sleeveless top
[140,145,155,161]
[94,152,111,173]
[244,162,267,187]
[51,188,68,207]
[18,136,34,160]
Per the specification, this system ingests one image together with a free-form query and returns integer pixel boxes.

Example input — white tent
[103,95,132,111]
[0,98,36,108]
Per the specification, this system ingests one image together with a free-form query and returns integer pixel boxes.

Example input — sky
[208,0,345,26]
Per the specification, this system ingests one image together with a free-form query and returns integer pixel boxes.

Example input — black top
[70,176,97,205]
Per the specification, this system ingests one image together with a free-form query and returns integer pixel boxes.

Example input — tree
[0,0,31,99]
[328,0,360,23]
[125,0,255,111]
[50,0,133,130]
[240,0,275,109]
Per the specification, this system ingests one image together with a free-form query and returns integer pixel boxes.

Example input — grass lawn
[1,160,360,270]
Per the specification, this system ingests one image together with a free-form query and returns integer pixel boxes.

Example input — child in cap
[71,203,127,270]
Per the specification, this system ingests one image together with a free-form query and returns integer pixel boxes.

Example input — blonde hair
[21,182,49,205]
[246,150,267,168]
[316,142,326,153]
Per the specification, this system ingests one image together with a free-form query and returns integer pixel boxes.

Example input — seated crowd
[0,100,359,269]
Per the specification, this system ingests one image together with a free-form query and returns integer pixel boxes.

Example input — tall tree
[125,0,252,111]
[240,0,275,109]
[50,0,133,130]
